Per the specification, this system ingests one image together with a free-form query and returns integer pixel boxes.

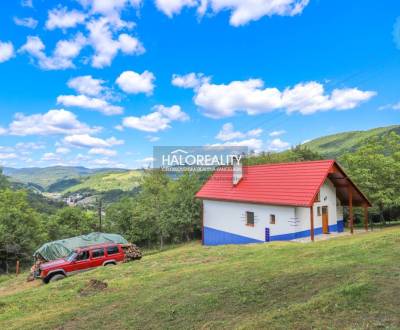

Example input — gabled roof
[196,160,371,207]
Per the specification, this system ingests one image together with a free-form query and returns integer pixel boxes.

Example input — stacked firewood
[122,243,142,262]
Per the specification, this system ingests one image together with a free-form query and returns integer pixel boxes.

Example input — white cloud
[378,102,400,111]
[216,123,262,141]
[210,138,263,152]
[134,156,154,168]
[19,34,86,70]
[57,94,123,115]
[64,134,124,148]
[122,104,189,132]
[269,130,286,137]
[267,138,290,151]
[171,72,209,89]
[41,152,60,161]
[154,104,189,121]
[67,75,105,97]
[46,7,86,30]
[155,0,310,26]
[0,153,18,160]
[87,17,144,68]
[8,109,99,136]
[88,148,117,156]
[0,127,7,135]
[179,75,376,118]
[146,135,160,142]
[16,142,46,150]
[116,70,155,95]
[13,17,38,29]
[155,0,197,17]
[0,41,14,63]
[56,147,71,154]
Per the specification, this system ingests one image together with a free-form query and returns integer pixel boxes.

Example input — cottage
[196,160,371,245]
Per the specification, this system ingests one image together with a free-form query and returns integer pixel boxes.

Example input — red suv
[38,243,125,283]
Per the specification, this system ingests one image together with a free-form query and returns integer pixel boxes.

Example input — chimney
[232,156,243,186]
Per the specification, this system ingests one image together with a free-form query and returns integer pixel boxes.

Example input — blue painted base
[203,220,345,246]
[203,226,263,246]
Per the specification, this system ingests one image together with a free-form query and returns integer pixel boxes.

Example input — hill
[303,125,400,159]
[62,170,143,194]
[0,228,399,329]
[2,166,128,190]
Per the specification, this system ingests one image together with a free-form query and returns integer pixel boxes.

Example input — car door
[106,245,124,262]
[90,248,106,268]
[73,250,91,273]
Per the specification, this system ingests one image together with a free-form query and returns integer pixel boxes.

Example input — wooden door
[322,206,329,234]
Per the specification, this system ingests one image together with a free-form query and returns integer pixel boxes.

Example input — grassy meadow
[0,227,399,329]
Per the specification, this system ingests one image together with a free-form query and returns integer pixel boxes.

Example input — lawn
[0,227,399,329]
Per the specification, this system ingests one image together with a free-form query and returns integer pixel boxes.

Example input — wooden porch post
[348,186,354,234]
[310,206,314,242]
[364,205,369,232]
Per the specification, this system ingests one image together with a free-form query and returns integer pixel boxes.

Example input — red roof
[196,160,371,207]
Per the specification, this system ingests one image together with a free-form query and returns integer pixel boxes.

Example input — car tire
[49,274,66,282]
[105,262,116,266]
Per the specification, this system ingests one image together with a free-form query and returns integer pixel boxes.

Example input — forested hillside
[303,125,400,159]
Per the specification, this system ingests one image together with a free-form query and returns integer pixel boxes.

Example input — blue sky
[0,0,399,169]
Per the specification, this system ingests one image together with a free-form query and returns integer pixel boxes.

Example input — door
[322,206,329,234]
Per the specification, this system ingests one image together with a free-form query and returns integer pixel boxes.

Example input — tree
[0,189,43,272]
[340,132,400,224]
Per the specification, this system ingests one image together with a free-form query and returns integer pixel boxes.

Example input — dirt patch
[78,279,108,297]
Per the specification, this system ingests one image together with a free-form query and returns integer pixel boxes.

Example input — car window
[106,245,119,255]
[76,250,89,261]
[91,248,105,258]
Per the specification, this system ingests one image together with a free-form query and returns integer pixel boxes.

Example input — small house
[196,160,371,245]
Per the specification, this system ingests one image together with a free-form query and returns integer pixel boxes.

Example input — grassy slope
[304,125,400,158]
[1,228,400,329]
[62,170,142,194]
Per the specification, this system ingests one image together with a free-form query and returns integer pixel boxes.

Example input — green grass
[304,125,400,159]
[1,228,400,329]
[62,170,142,194]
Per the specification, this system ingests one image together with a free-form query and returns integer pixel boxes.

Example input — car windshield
[65,251,77,262]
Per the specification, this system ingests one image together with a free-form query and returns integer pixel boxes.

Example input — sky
[0,0,399,169]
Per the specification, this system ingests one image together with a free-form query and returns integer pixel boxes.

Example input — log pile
[122,243,142,262]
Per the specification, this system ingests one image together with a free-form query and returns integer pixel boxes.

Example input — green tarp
[34,232,128,261]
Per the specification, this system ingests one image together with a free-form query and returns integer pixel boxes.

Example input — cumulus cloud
[175,75,376,118]
[87,17,144,68]
[46,7,86,30]
[146,136,160,142]
[64,134,123,149]
[13,17,38,29]
[171,72,209,89]
[0,41,14,63]
[88,148,117,156]
[267,138,290,151]
[56,147,71,154]
[378,102,400,111]
[67,75,105,97]
[41,152,60,161]
[0,153,18,160]
[122,104,189,132]
[269,130,286,137]
[8,109,99,136]
[216,123,262,141]
[19,34,86,70]
[116,70,155,95]
[0,127,7,135]
[210,138,263,152]
[155,0,310,26]
[57,94,123,115]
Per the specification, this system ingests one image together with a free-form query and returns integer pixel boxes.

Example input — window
[315,192,320,202]
[106,245,119,255]
[246,211,255,226]
[91,248,105,258]
[76,250,89,261]
[317,207,321,216]
[270,214,276,224]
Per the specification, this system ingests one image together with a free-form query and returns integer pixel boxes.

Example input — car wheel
[105,262,116,266]
[49,274,66,282]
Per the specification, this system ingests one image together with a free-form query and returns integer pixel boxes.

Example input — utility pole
[98,198,102,232]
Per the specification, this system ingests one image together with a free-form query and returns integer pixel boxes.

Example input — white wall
[203,199,295,241]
